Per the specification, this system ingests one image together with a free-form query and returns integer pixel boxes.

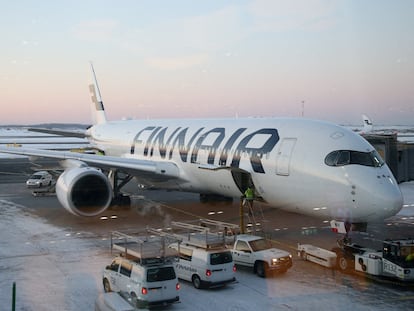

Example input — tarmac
[1,157,414,310]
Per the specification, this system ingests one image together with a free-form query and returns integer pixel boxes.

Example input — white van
[26,171,53,188]
[169,243,236,289]
[102,257,180,308]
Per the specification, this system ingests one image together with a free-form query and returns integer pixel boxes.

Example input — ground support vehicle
[32,184,56,196]
[103,230,180,308]
[297,243,337,268]
[354,239,414,281]
[332,242,371,272]
[324,239,414,282]
[168,220,237,289]
[26,171,53,188]
[231,234,293,277]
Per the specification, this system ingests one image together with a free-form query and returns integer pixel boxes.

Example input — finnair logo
[130,126,280,173]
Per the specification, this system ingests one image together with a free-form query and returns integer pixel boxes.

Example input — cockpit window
[325,150,384,167]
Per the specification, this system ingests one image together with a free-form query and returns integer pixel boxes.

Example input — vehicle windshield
[30,175,42,180]
[383,243,414,269]
[210,251,233,265]
[325,150,384,167]
[146,267,176,282]
[249,239,272,252]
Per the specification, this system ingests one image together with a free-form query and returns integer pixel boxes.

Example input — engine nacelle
[56,166,113,217]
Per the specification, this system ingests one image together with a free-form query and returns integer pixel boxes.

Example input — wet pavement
[1,158,414,310]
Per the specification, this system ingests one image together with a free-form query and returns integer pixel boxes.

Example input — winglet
[89,62,107,125]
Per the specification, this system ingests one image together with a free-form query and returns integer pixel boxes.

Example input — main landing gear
[108,170,133,207]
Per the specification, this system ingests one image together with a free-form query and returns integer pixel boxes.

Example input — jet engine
[55,166,113,217]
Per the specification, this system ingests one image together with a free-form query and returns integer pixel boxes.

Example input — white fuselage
[88,117,403,223]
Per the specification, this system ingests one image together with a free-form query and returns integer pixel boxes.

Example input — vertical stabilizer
[362,114,373,133]
[89,63,107,125]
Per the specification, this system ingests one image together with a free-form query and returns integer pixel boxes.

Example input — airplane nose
[368,177,403,220]
[380,183,403,215]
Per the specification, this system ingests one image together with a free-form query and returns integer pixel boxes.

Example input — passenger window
[120,262,132,278]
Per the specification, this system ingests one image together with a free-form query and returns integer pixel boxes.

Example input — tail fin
[89,62,107,125]
[362,114,373,133]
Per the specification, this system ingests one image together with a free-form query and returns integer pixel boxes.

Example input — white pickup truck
[231,234,292,277]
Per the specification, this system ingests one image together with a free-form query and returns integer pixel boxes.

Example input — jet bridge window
[325,150,384,167]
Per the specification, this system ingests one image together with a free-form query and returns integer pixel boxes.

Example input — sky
[1,0,413,125]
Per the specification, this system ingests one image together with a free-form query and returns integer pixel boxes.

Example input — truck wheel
[103,278,111,292]
[255,261,268,278]
[192,275,203,289]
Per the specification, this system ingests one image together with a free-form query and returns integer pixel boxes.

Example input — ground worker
[244,186,255,211]
[244,187,254,201]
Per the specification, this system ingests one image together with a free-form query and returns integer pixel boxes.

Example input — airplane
[355,115,414,143]
[350,114,373,135]
[0,65,403,236]
[361,114,373,134]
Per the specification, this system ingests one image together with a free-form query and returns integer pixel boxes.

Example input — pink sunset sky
[1,0,413,125]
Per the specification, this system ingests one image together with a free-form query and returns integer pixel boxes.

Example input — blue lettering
[130,126,156,154]
[219,128,246,166]
[230,128,279,173]
[131,126,280,174]
[150,127,181,158]
[191,128,225,164]
[144,127,161,156]
[169,127,204,162]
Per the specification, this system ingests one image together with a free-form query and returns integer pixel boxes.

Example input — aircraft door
[231,169,253,194]
[275,138,297,176]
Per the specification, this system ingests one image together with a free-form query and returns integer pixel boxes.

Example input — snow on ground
[1,182,414,311]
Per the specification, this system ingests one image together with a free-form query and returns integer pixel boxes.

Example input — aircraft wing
[0,146,180,180]
[28,128,88,138]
